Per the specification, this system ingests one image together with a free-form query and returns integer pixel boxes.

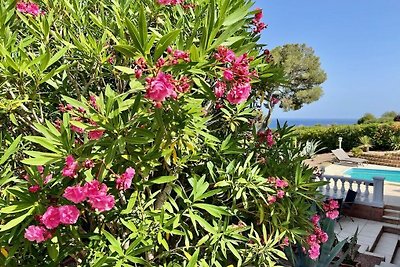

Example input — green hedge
[294,123,400,152]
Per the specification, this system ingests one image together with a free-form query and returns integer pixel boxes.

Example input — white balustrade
[316,174,385,208]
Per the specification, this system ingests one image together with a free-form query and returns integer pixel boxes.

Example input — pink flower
[326,210,339,220]
[62,155,79,178]
[26,2,40,16]
[223,69,234,81]
[24,225,52,243]
[311,214,320,225]
[16,2,28,13]
[157,0,183,5]
[71,124,84,134]
[254,22,267,33]
[59,205,80,225]
[135,69,143,79]
[275,178,288,189]
[29,185,40,193]
[214,81,226,98]
[267,195,276,205]
[271,96,280,105]
[88,194,115,212]
[63,185,86,203]
[37,165,44,173]
[89,95,97,109]
[173,50,190,62]
[84,159,94,169]
[145,72,177,102]
[43,174,52,184]
[276,190,285,199]
[307,234,317,244]
[318,231,328,243]
[254,8,263,22]
[282,236,289,247]
[41,206,61,229]
[226,82,251,104]
[116,167,135,191]
[84,180,108,198]
[308,243,320,260]
[88,130,104,140]
[214,46,236,63]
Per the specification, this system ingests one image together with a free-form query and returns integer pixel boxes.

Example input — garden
[0,0,349,266]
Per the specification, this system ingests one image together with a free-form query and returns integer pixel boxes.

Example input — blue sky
[255,0,400,119]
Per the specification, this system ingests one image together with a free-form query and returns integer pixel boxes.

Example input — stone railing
[317,174,385,208]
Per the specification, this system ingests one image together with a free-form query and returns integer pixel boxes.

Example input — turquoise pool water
[344,168,400,183]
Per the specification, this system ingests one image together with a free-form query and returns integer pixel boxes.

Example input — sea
[269,118,357,129]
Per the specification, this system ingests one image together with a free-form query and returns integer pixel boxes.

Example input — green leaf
[24,136,60,153]
[114,44,137,57]
[0,208,34,232]
[138,5,148,48]
[0,135,22,165]
[154,29,181,59]
[47,46,68,69]
[0,203,34,214]
[148,176,178,185]
[47,243,59,262]
[192,214,217,235]
[103,230,124,256]
[192,203,230,219]
[187,249,200,267]
[226,242,242,266]
[114,66,135,75]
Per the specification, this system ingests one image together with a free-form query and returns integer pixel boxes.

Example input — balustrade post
[372,177,385,207]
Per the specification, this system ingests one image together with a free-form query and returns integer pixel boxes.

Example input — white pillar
[338,137,343,149]
[372,176,385,207]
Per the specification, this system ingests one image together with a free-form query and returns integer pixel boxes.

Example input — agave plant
[300,140,326,158]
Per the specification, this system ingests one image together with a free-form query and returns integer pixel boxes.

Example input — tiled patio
[335,217,400,266]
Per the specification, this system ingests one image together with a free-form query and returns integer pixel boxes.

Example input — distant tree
[271,44,327,111]
[394,115,400,122]
[380,111,398,122]
[357,113,376,124]
[255,44,327,128]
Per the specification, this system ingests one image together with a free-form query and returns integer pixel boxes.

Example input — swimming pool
[344,168,400,183]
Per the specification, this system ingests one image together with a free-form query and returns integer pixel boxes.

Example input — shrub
[0,0,327,266]
[295,123,400,152]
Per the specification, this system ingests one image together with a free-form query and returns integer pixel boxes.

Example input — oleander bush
[0,0,333,266]
[295,123,400,152]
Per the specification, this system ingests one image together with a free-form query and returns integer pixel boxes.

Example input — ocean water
[269,118,357,128]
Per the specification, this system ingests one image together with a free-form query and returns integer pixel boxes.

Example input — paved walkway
[335,217,400,265]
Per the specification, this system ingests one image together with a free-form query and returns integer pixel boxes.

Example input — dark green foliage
[295,123,400,152]
[271,44,327,111]
[357,111,400,124]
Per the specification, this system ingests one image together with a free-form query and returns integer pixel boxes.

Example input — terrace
[308,154,400,266]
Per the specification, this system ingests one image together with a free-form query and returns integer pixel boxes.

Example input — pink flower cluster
[25,205,80,243]
[252,8,267,34]
[157,0,183,5]
[214,47,256,105]
[63,180,116,212]
[257,129,275,147]
[307,214,329,260]
[266,177,289,204]
[116,167,135,191]
[323,199,340,220]
[24,225,52,243]
[62,155,79,178]
[16,1,43,16]
[145,72,191,106]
